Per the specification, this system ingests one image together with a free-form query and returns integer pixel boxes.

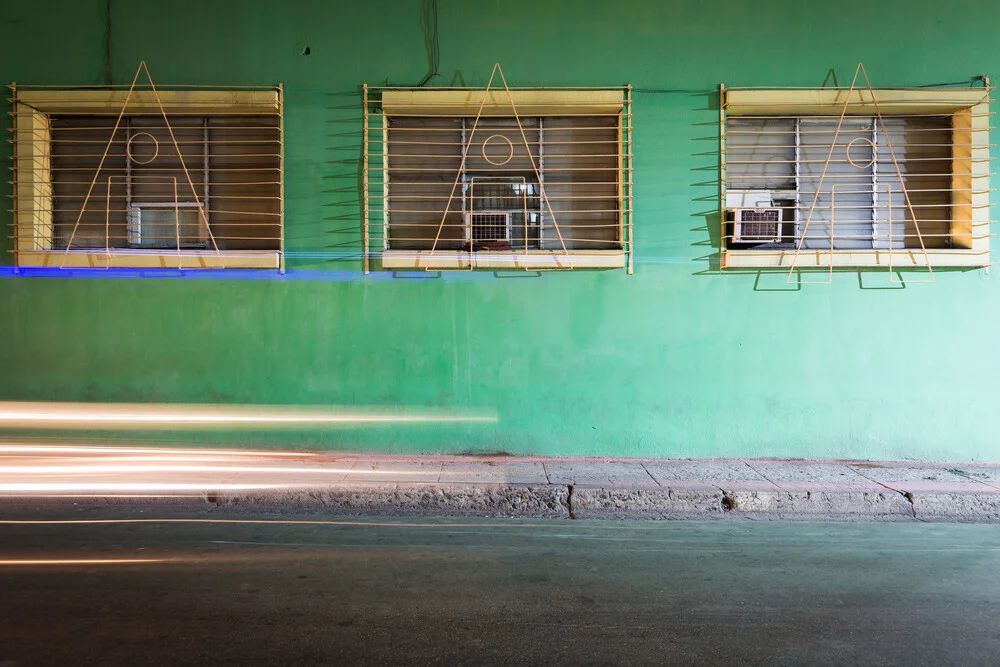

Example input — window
[363,82,633,271]
[10,77,283,269]
[720,83,991,270]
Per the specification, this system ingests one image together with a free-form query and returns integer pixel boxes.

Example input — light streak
[0,483,314,492]
[0,558,167,565]
[0,444,318,457]
[0,465,365,475]
[0,443,435,496]
[0,402,497,429]
[0,518,554,528]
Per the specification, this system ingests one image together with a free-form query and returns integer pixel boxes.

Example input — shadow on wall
[301,0,441,274]
[302,89,366,272]
[688,89,722,273]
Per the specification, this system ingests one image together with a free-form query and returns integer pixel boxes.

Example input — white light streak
[0,465,365,475]
[0,444,318,457]
[0,402,497,429]
[0,482,313,492]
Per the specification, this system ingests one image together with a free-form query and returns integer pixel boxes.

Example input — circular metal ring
[482,134,514,166]
[845,136,876,169]
[127,132,160,165]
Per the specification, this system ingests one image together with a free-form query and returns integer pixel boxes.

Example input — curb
[209,483,571,518]
[198,483,1000,522]
[6,484,1000,523]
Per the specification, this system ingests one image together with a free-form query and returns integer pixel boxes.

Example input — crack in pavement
[742,460,783,490]
[947,468,1000,492]
[638,462,662,487]
[848,466,921,520]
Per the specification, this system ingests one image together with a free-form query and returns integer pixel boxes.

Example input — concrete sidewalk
[3,446,1000,521]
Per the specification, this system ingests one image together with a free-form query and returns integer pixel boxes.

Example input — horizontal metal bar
[385,238,623,244]
[11,84,280,90]
[368,85,629,90]
[39,153,281,160]
[724,128,996,137]
[378,127,618,133]
[383,112,628,118]
[725,112,993,120]
[721,203,994,211]
[11,180,280,187]
[52,194,281,201]
[23,141,280,147]
[366,166,625,172]
[368,181,626,186]
[379,214,626,219]
[725,157,986,165]
[43,208,281,217]
[9,111,281,117]
[379,140,622,147]
[383,194,621,200]
[729,172,994,179]
[725,188,992,195]
[10,127,280,134]
[29,167,281,172]
[374,153,629,160]
[53,239,282,245]
[723,84,992,90]
[372,101,624,108]
[385,225,625,231]
[726,142,994,149]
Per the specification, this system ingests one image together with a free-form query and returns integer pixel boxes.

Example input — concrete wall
[1,0,997,460]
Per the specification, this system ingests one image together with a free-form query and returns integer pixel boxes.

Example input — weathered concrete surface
[211,483,570,518]
[205,482,997,522]
[3,447,1000,522]
[570,487,916,521]
[909,492,1000,522]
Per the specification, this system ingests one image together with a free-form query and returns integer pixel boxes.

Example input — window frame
[363,85,634,272]
[9,85,284,270]
[719,86,992,270]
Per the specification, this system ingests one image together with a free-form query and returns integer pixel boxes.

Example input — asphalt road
[1,507,999,666]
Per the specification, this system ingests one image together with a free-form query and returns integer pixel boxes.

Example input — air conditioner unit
[731,207,782,243]
[128,203,208,250]
[468,212,511,244]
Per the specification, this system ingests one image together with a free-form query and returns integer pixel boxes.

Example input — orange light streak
[0,558,168,565]
[0,402,497,429]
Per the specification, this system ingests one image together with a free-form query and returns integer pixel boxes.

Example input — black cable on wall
[417,0,439,86]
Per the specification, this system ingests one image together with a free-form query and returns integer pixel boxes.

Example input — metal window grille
[362,71,633,272]
[720,67,994,278]
[8,63,284,269]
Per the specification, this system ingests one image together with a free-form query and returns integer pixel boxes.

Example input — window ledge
[16,250,280,270]
[722,248,989,269]
[381,250,625,270]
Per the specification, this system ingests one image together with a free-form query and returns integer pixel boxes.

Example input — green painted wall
[1,0,998,460]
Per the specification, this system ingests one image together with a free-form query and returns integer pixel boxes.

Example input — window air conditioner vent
[732,207,782,243]
[127,203,208,250]
[469,212,511,243]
